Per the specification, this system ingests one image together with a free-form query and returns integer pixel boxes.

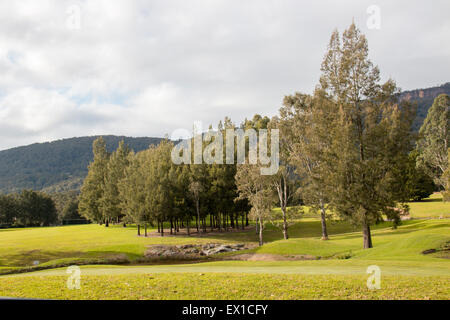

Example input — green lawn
[0,273,447,300]
[0,223,223,269]
[408,193,450,218]
[256,219,449,261]
[0,218,423,269]
[0,197,448,299]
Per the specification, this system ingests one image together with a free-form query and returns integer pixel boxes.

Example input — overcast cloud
[0,0,449,150]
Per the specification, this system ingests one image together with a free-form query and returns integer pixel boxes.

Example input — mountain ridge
[0,135,163,193]
[399,82,450,130]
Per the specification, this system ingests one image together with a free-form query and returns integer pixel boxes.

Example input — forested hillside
[0,136,163,193]
[401,82,450,130]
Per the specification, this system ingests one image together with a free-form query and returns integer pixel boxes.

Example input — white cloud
[0,0,449,149]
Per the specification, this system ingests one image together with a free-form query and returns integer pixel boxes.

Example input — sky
[0,0,449,150]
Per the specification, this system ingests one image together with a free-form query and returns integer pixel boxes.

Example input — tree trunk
[320,200,329,240]
[187,218,190,236]
[194,201,199,232]
[279,175,289,240]
[362,220,373,249]
[258,218,264,246]
[144,223,147,237]
[196,201,201,234]
[137,224,140,236]
[281,206,288,240]
[160,220,164,237]
[246,213,249,226]
[105,219,109,227]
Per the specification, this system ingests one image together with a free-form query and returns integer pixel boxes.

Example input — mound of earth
[144,243,253,259]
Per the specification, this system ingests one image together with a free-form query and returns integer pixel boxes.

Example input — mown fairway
[1,272,448,300]
[0,195,449,299]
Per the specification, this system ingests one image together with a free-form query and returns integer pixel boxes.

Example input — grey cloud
[0,0,449,150]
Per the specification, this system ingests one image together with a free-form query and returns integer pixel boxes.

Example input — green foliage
[417,94,450,189]
[118,151,147,226]
[78,137,109,224]
[61,199,82,221]
[0,190,57,227]
[50,190,80,222]
[403,150,435,201]
[101,141,131,223]
[279,91,335,240]
[406,82,450,131]
[443,150,450,201]
[317,23,416,248]
[0,194,20,226]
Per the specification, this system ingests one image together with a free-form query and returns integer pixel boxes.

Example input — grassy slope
[0,224,224,268]
[257,219,449,260]
[1,194,448,269]
[0,195,449,299]
[408,193,450,218]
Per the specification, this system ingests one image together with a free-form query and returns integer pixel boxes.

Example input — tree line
[77,22,448,249]
[0,190,57,227]
[0,189,87,227]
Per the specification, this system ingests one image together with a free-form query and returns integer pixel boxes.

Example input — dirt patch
[144,243,255,260]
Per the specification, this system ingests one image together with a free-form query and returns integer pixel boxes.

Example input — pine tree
[319,23,416,249]
[101,141,130,225]
[118,150,147,235]
[442,149,450,201]
[78,137,109,224]
[403,150,435,201]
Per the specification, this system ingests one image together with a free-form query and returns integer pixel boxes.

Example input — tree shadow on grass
[335,221,450,241]
[413,198,444,203]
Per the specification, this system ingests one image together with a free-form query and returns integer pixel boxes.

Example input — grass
[0,218,403,269]
[0,194,448,299]
[256,219,450,261]
[0,273,447,300]
[0,224,223,268]
[408,193,450,218]
[0,194,446,269]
